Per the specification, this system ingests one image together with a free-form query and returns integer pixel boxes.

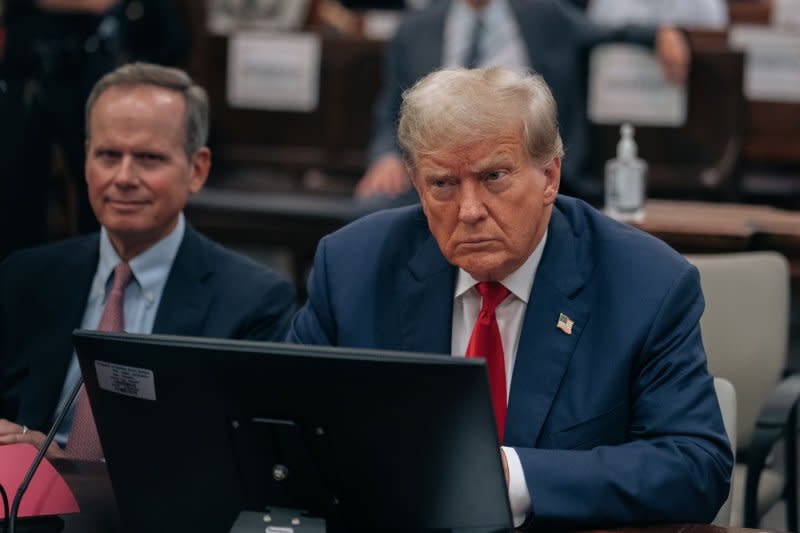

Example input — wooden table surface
[583,524,768,533]
[54,458,122,532]
[634,199,800,276]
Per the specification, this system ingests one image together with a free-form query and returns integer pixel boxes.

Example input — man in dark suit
[0,62,296,455]
[289,67,731,528]
[354,0,689,204]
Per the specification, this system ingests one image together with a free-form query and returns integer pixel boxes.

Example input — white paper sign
[207,0,311,35]
[772,0,800,30]
[729,24,800,103]
[362,10,403,40]
[95,360,157,401]
[227,32,321,112]
[588,44,687,126]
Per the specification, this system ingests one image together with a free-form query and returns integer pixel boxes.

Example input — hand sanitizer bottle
[604,123,647,222]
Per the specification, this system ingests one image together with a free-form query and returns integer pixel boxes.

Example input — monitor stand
[230,417,335,531]
[229,507,326,532]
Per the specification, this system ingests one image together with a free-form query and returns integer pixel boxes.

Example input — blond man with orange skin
[290,67,731,529]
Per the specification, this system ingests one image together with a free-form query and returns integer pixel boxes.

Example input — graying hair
[397,67,564,169]
[85,62,209,159]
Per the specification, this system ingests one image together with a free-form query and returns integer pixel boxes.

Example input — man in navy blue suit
[0,63,295,456]
[289,67,732,528]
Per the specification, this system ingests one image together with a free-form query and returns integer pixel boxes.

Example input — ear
[188,147,211,193]
[542,157,561,205]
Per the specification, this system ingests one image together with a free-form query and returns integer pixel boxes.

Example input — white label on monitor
[227,32,321,112]
[729,24,800,102]
[588,44,687,126]
[95,361,157,401]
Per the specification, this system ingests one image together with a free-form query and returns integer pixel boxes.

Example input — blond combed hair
[397,67,564,169]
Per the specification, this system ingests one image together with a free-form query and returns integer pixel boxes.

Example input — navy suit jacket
[288,196,733,527]
[0,225,296,431]
[369,0,655,192]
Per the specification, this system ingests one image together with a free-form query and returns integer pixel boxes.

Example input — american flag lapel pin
[557,313,574,335]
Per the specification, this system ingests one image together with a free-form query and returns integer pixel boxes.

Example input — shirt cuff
[502,446,532,527]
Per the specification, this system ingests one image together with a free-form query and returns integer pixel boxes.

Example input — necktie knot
[111,262,133,292]
[476,282,510,316]
[97,262,132,333]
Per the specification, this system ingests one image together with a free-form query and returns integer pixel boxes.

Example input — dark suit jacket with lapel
[368,0,656,193]
[0,225,296,431]
[288,195,733,527]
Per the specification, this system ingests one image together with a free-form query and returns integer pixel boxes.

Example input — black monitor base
[229,508,326,532]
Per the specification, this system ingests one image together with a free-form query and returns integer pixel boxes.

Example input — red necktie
[66,262,132,460]
[466,281,510,442]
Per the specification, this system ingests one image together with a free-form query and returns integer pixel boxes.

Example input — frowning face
[412,129,560,281]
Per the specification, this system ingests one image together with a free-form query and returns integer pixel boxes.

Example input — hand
[0,418,67,459]
[500,448,509,489]
[354,155,412,199]
[655,26,690,85]
[316,0,361,36]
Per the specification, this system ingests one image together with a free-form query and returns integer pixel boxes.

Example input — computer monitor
[72,330,512,532]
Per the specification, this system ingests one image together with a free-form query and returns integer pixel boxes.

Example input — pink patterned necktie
[66,262,132,460]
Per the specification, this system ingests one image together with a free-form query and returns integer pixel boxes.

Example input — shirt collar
[96,213,186,296]
[454,229,548,303]
[452,0,509,24]
[482,0,513,30]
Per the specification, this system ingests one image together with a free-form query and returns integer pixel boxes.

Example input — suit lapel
[398,229,455,356]
[55,235,100,337]
[153,226,213,335]
[19,235,99,428]
[504,206,591,446]
[510,0,541,68]
[414,1,449,77]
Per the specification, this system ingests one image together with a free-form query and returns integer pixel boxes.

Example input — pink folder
[0,443,80,519]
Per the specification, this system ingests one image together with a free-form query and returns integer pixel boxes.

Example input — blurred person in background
[353,0,689,213]
[0,0,185,260]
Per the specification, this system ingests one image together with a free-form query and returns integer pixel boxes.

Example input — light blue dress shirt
[53,214,186,445]
[443,0,529,69]
[587,0,728,29]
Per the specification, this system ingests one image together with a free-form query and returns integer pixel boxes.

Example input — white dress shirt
[451,231,548,527]
[587,0,728,29]
[53,214,186,445]
[443,0,530,69]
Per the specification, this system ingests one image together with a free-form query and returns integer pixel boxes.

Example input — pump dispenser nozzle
[617,123,637,160]
[604,122,647,222]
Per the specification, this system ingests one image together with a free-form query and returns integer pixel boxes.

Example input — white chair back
[686,252,789,449]
[712,376,737,526]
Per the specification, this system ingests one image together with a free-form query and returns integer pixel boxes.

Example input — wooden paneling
[728,0,773,24]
